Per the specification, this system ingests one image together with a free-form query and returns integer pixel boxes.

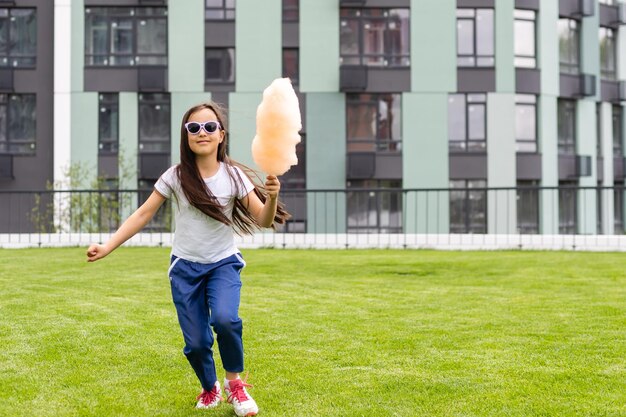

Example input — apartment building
[1,0,625,235]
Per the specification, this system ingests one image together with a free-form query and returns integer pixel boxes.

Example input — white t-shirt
[154,163,255,263]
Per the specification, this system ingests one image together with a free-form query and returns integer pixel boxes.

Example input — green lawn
[0,248,624,417]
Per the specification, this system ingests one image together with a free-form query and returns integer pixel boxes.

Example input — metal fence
[1,185,626,250]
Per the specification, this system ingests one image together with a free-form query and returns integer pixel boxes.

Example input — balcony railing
[1,185,626,250]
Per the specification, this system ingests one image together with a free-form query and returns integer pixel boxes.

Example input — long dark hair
[175,101,290,234]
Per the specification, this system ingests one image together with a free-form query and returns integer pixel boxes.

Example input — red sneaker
[224,376,258,416]
[195,381,223,409]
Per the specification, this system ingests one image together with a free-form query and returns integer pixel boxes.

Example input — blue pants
[168,253,246,390]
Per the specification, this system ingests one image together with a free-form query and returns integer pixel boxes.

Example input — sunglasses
[184,121,221,135]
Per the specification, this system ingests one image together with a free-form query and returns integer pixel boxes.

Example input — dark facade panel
[85,0,163,5]
[597,158,603,182]
[560,73,579,97]
[449,154,487,180]
[341,0,410,7]
[599,4,620,28]
[516,68,541,94]
[137,67,168,92]
[205,83,236,93]
[559,0,595,17]
[210,92,230,108]
[98,155,119,180]
[85,68,139,92]
[0,155,13,179]
[0,69,13,92]
[457,0,494,7]
[347,152,376,179]
[516,153,542,180]
[374,154,402,179]
[558,155,577,180]
[601,80,620,103]
[457,68,496,93]
[559,73,596,98]
[576,155,592,177]
[340,66,368,92]
[339,0,366,6]
[367,68,410,92]
[282,23,299,48]
[139,154,170,180]
[515,0,539,10]
[3,0,54,196]
[205,22,236,47]
[614,156,624,179]
[13,69,43,93]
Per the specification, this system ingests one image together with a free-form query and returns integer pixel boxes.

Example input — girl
[87,102,288,416]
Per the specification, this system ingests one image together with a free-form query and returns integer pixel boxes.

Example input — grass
[0,248,624,417]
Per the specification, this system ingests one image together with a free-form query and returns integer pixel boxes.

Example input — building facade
[1,0,625,235]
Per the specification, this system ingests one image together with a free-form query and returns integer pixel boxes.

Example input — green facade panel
[402,93,449,233]
[228,92,262,170]
[306,93,346,233]
[410,0,455,93]
[539,1,559,96]
[539,95,558,234]
[577,99,597,234]
[70,92,98,188]
[168,0,204,92]
[495,0,515,93]
[236,0,281,92]
[487,93,516,233]
[71,0,84,92]
[300,0,340,92]
[581,13,600,101]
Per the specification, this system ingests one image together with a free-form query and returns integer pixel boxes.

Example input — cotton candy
[251,78,302,176]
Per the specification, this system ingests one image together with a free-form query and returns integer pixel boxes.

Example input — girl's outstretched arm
[243,175,280,228]
[86,190,167,262]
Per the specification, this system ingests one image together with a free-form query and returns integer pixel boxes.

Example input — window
[0,94,35,155]
[517,180,539,234]
[597,104,602,157]
[283,0,298,22]
[559,181,577,234]
[206,0,235,20]
[599,0,616,5]
[456,9,494,67]
[613,105,623,157]
[558,18,580,74]
[599,27,616,81]
[448,93,487,153]
[514,9,536,68]
[347,180,402,233]
[85,7,168,67]
[0,8,36,68]
[205,48,235,83]
[346,93,401,153]
[450,180,487,234]
[516,94,537,153]
[340,9,410,67]
[98,93,119,154]
[138,93,170,153]
[558,99,576,155]
[282,48,299,85]
[615,182,624,234]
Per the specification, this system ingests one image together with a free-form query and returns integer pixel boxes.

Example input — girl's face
[185,108,224,158]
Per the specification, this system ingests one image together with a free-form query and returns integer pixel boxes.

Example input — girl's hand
[86,243,110,262]
[265,175,281,201]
